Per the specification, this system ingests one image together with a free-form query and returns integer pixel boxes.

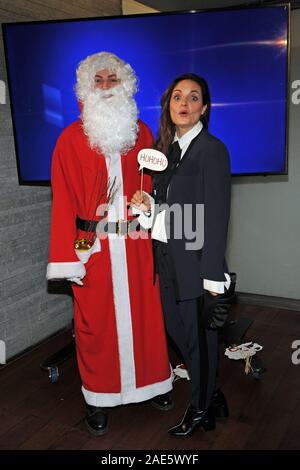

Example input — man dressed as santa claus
[46,52,173,436]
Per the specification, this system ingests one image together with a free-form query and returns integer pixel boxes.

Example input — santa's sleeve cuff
[46,261,86,281]
[203,273,231,294]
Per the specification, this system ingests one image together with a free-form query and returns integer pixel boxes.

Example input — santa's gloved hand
[67,277,84,286]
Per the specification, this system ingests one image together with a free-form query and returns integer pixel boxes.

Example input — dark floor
[0,303,300,450]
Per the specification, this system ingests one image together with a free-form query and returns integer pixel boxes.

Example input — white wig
[75,51,138,101]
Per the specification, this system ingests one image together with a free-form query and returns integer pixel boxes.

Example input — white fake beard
[81,86,138,157]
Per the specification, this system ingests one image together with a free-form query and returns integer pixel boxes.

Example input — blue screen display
[2,5,289,182]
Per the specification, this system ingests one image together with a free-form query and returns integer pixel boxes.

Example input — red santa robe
[47,119,172,406]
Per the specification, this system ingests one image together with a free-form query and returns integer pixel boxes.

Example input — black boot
[168,404,216,437]
[150,393,174,411]
[213,389,229,421]
[85,405,108,436]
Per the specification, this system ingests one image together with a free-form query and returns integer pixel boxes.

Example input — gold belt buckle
[116,219,129,236]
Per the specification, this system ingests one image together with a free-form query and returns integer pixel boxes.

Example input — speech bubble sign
[138,148,168,172]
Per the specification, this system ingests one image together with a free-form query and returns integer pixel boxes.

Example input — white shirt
[173,120,203,159]
[136,121,230,294]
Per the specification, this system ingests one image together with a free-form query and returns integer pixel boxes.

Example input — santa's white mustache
[91,87,124,100]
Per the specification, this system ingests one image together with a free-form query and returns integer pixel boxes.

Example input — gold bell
[74,238,94,251]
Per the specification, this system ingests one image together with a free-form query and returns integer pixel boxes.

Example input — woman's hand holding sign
[131,148,168,213]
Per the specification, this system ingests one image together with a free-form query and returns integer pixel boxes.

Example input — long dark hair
[155,73,211,155]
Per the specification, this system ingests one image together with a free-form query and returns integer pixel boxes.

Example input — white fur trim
[105,152,137,396]
[82,372,173,407]
[46,261,86,280]
[75,237,101,264]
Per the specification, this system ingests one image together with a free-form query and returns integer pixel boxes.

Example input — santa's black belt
[76,215,141,236]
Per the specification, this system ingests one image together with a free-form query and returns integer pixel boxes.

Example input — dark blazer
[153,128,231,301]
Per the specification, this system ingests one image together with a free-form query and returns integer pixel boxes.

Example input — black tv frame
[2,2,290,185]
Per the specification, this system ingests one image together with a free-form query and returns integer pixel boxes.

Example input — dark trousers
[155,241,218,410]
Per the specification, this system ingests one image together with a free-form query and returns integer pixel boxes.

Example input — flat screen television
[2,4,289,184]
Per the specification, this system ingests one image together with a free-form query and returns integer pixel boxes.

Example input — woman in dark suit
[131,73,231,436]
